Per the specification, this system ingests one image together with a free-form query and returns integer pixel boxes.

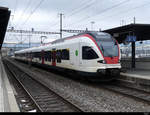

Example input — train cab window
[82,46,99,60]
[56,50,61,63]
[61,49,69,60]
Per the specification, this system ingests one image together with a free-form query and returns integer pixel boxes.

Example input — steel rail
[100,82,150,105]
[4,59,83,112]
[4,60,43,112]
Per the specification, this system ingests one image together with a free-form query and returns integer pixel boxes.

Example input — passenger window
[61,49,69,60]
[45,51,48,61]
[82,46,99,60]
[49,51,51,62]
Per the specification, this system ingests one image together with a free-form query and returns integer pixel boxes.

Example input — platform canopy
[0,7,11,50]
[103,24,150,44]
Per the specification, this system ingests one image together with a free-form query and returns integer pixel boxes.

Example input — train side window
[56,50,61,63]
[48,51,51,62]
[44,51,51,62]
[82,46,99,60]
[36,52,41,60]
[44,51,48,61]
[34,52,38,58]
[62,49,69,60]
[31,52,33,59]
[25,53,28,58]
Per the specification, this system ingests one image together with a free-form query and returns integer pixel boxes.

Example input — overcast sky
[1,0,150,44]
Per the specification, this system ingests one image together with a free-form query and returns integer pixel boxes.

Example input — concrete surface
[0,56,20,112]
[0,57,4,112]
[121,70,150,80]
[121,58,150,71]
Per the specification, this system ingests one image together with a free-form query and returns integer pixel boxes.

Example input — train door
[79,42,83,67]
[69,42,80,67]
[76,43,80,67]
[52,50,56,66]
[70,49,74,66]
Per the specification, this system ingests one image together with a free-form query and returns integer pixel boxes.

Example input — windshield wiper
[101,45,104,54]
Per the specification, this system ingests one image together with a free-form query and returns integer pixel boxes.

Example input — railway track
[5,58,150,110]
[3,60,83,112]
[4,60,39,112]
[99,82,150,105]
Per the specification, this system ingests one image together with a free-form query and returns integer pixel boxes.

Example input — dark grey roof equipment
[0,7,11,50]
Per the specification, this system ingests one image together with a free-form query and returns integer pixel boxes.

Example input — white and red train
[14,32,121,80]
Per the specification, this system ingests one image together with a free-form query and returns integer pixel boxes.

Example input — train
[14,32,121,81]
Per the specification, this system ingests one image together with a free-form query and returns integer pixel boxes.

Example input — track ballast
[3,59,83,112]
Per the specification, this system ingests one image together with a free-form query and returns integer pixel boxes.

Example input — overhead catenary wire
[47,0,96,30]
[66,0,130,29]
[46,0,89,29]
[90,0,150,25]
[67,0,96,18]
[63,0,98,28]
[15,0,35,28]
[13,0,18,22]
[18,0,45,29]
[66,0,89,16]
[8,0,150,37]
[75,0,150,30]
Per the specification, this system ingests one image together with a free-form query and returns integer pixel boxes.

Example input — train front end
[91,32,121,79]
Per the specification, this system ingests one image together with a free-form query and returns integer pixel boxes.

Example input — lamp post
[91,21,95,31]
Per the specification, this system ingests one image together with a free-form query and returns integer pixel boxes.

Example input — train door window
[52,50,56,62]
[56,50,61,63]
[62,49,69,60]
[82,46,99,60]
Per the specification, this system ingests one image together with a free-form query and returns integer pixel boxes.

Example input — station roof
[103,23,150,44]
[0,7,11,50]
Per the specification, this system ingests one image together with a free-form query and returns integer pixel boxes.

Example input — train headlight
[118,60,121,63]
[103,60,106,64]
[98,60,106,64]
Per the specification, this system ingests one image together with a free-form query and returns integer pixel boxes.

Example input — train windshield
[93,33,119,57]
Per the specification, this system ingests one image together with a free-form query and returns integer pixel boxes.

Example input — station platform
[0,56,19,112]
[119,69,150,90]
[121,69,150,80]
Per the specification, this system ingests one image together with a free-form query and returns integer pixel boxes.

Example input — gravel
[10,59,150,112]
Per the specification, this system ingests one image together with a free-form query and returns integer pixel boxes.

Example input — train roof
[51,31,109,44]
